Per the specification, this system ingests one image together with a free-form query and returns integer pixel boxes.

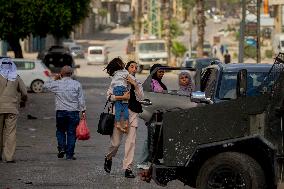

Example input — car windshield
[90,49,102,54]
[71,47,81,50]
[138,43,165,53]
[184,60,195,68]
[217,72,268,99]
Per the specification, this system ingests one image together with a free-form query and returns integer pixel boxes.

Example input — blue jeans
[56,110,80,158]
[113,86,129,122]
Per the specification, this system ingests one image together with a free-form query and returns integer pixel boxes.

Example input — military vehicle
[139,54,284,189]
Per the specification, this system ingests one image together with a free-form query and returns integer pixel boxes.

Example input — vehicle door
[140,68,198,122]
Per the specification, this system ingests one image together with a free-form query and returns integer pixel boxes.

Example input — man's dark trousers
[56,110,80,159]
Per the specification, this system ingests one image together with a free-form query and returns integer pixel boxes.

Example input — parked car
[62,39,76,47]
[86,45,108,65]
[139,62,277,188]
[43,48,78,74]
[37,45,70,60]
[181,57,221,71]
[12,58,51,93]
[191,41,212,57]
[68,44,85,58]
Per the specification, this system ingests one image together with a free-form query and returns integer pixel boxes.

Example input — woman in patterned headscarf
[177,71,193,96]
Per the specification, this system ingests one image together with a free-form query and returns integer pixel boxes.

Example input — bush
[244,45,257,58]
[265,49,273,58]
[171,41,187,58]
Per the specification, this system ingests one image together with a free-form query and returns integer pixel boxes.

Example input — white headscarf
[0,58,17,81]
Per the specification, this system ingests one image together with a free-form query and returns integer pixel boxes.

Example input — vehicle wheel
[137,65,143,74]
[196,152,266,189]
[31,80,44,93]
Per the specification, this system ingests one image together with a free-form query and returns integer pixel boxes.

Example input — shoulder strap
[103,96,112,110]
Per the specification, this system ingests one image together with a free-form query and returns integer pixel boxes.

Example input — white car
[12,58,51,93]
[86,45,108,65]
[213,15,221,23]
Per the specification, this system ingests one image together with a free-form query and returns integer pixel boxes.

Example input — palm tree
[162,0,172,64]
[196,0,205,58]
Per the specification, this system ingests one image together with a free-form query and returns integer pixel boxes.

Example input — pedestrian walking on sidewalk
[0,57,27,163]
[104,60,144,178]
[43,66,86,160]
[224,50,231,64]
[220,44,225,56]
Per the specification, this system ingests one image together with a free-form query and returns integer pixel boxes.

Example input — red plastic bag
[76,117,90,140]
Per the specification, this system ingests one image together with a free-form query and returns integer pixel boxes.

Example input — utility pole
[238,0,261,63]
[162,0,172,65]
[216,0,221,13]
[188,8,194,57]
[238,0,246,63]
[256,0,261,63]
[133,0,142,39]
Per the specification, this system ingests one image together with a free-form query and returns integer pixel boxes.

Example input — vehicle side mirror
[236,69,247,97]
[191,91,213,104]
[140,99,152,106]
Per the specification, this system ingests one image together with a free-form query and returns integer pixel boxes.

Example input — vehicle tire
[137,65,143,74]
[196,152,266,189]
[31,80,44,93]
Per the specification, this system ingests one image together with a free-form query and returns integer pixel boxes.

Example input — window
[138,43,166,53]
[217,72,268,100]
[90,49,102,54]
[14,61,35,70]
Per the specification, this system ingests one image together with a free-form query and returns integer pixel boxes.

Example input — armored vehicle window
[217,72,269,99]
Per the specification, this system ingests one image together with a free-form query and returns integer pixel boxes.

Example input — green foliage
[32,0,90,38]
[98,8,108,17]
[0,0,91,40]
[0,0,34,40]
[235,31,240,41]
[171,41,187,58]
[244,45,256,58]
[170,19,184,39]
[265,49,273,58]
[182,0,196,10]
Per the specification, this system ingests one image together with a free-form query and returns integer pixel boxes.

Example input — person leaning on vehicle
[43,65,86,160]
[0,57,27,163]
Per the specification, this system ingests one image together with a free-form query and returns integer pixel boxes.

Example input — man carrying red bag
[44,66,86,160]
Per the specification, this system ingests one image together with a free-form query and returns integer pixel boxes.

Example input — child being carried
[105,57,134,133]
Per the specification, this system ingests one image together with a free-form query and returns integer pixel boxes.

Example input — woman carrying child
[104,58,144,178]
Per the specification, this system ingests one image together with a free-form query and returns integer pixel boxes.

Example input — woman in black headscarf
[150,64,167,93]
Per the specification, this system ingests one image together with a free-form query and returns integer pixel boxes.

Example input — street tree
[196,0,205,58]
[0,0,34,58]
[0,0,90,58]
[32,0,90,42]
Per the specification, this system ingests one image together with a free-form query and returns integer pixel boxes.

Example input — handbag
[76,116,90,140]
[97,98,115,135]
